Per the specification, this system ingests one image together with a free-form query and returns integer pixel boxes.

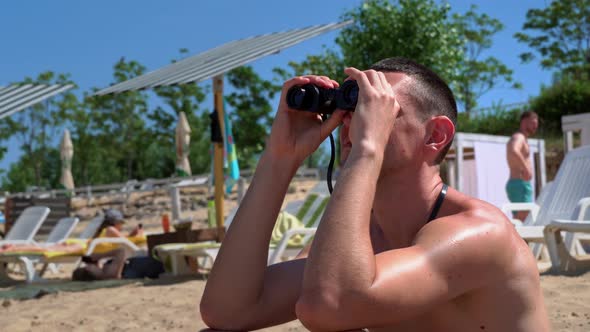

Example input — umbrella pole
[213,75,226,241]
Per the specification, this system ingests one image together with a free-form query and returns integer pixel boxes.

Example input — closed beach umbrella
[60,129,75,191]
[175,111,192,176]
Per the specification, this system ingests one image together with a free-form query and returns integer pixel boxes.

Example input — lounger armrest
[501,202,539,222]
[268,227,317,265]
[544,219,590,273]
[85,237,141,256]
[574,197,590,221]
[545,219,590,234]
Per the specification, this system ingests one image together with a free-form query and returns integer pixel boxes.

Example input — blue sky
[0,0,553,172]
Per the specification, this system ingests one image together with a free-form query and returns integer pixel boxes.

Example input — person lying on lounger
[0,242,85,254]
[72,248,163,281]
[200,57,550,331]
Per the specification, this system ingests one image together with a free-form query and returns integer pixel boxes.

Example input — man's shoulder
[510,131,526,142]
[432,193,507,228]
[415,196,525,279]
[418,194,514,255]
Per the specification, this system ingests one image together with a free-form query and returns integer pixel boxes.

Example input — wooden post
[213,75,226,240]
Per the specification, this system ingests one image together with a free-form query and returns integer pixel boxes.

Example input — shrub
[530,78,590,135]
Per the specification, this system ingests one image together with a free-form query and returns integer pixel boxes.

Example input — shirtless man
[200,57,549,331]
[506,111,539,221]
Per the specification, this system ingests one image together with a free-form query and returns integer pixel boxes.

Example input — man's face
[521,116,539,136]
[339,72,425,170]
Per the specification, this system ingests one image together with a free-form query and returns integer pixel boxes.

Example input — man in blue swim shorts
[506,111,538,221]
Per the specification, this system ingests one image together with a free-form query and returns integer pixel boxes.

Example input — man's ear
[425,116,455,152]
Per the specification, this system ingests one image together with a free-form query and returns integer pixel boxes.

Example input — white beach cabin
[444,133,547,214]
[562,112,590,153]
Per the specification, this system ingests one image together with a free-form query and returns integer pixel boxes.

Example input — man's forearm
[302,151,382,297]
[203,152,298,311]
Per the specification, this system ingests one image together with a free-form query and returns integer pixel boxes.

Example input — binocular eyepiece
[286,80,359,114]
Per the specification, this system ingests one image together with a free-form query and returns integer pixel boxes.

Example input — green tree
[95,57,149,180]
[225,66,280,168]
[337,0,464,83]
[530,78,590,135]
[66,92,123,185]
[280,49,347,83]
[276,0,469,166]
[2,148,61,192]
[514,0,590,77]
[0,122,16,164]
[281,0,465,83]
[453,5,521,113]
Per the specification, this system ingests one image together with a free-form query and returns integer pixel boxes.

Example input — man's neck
[372,163,444,248]
[517,128,529,138]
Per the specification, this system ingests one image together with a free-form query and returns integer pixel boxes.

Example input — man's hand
[343,68,400,158]
[266,75,345,168]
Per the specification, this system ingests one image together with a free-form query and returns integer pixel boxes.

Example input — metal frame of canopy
[0,84,74,120]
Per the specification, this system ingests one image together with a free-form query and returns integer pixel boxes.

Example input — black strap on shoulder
[428,183,448,223]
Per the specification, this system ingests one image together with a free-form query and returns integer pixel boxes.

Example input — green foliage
[452,5,521,113]
[2,148,61,192]
[337,0,464,83]
[514,0,590,75]
[281,0,520,115]
[457,107,522,136]
[530,77,590,135]
[0,122,15,163]
[67,92,124,185]
[188,112,215,174]
[225,66,280,168]
[283,49,347,83]
[96,58,149,180]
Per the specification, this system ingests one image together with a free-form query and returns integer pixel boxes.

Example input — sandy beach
[0,180,589,331]
[0,272,588,331]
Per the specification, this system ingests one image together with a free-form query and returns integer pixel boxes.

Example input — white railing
[7,174,209,200]
[2,167,320,201]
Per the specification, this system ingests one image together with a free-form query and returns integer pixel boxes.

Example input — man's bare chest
[521,142,531,158]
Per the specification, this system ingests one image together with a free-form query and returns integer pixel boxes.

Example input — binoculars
[286,80,359,114]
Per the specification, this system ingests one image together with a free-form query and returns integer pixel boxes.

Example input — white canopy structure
[445,133,547,210]
[0,84,74,119]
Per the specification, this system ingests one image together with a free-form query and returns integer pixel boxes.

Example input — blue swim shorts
[505,179,533,203]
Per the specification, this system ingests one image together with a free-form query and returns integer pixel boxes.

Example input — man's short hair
[520,110,538,122]
[370,57,458,164]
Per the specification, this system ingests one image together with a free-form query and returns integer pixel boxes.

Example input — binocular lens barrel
[286,80,358,114]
